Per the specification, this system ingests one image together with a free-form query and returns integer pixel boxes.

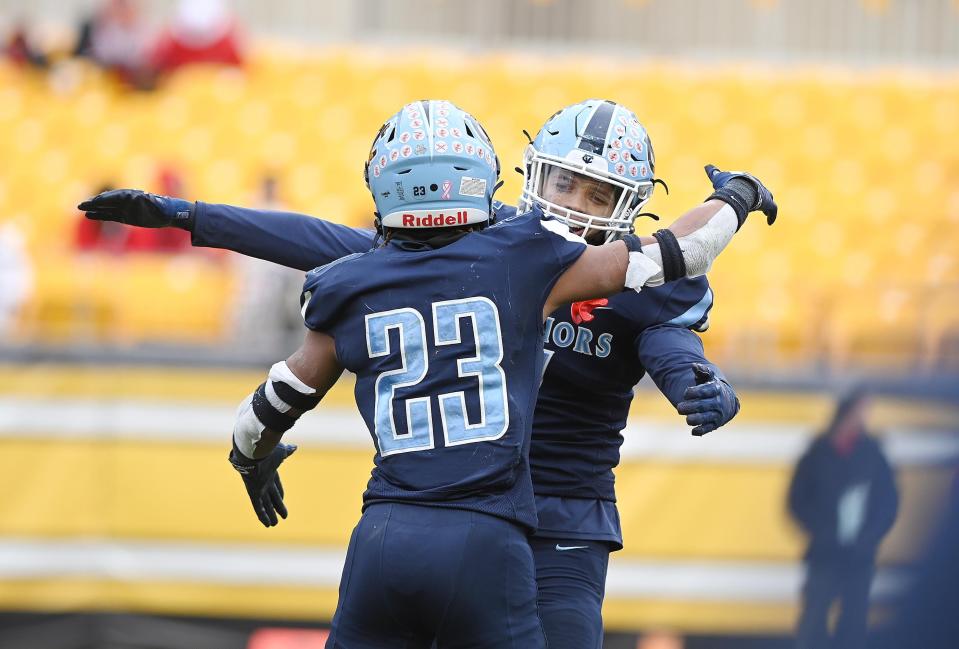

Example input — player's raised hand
[229,442,297,527]
[704,164,778,225]
[78,189,195,229]
[677,363,740,436]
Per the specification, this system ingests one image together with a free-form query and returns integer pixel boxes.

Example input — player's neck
[387,227,477,250]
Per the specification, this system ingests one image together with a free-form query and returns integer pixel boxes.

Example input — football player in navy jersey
[81,99,777,647]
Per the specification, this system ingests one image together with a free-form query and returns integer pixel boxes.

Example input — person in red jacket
[150,0,243,75]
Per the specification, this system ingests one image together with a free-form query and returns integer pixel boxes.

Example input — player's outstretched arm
[229,329,343,526]
[545,165,777,316]
[78,189,375,272]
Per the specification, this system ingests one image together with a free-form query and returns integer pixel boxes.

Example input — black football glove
[704,164,778,226]
[78,189,195,230]
[229,442,297,527]
[676,363,740,436]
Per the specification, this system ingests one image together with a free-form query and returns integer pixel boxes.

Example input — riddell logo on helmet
[402,211,469,227]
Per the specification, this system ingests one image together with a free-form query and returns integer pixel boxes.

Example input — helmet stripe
[419,99,432,127]
[577,100,616,155]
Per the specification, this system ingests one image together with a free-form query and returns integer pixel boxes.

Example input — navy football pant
[326,502,546,649]
[530,537,610,649]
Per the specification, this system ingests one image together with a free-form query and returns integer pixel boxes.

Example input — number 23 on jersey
[365,297,509,456]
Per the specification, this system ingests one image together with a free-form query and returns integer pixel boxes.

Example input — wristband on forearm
[706,177,758,230]
[233,361,320,458]
[652,229,687,282]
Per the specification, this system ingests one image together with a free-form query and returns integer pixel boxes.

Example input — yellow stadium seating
[0,52,956,367]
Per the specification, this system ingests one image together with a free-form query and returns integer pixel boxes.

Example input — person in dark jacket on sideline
[788,390,899,649]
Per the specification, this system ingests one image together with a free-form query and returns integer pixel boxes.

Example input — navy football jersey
[532,278,714,503]
[299,210,585,531]
[194,200,722,545]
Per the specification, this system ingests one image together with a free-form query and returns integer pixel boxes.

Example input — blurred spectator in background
[150,0,244,76]
[788,390,899,649]
[4,22,50,70]
[0,223,33,337]
[73,0,155,89]
[229,174,304,354]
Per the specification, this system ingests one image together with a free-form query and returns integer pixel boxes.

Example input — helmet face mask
[520,99,656,242]
[364,100,500,237]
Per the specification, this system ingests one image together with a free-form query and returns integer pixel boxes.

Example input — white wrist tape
[676,203,738,278]
[624,203,739,291]
[626,251,664,290]
[233,361,319,459]
[233,394,264,459]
